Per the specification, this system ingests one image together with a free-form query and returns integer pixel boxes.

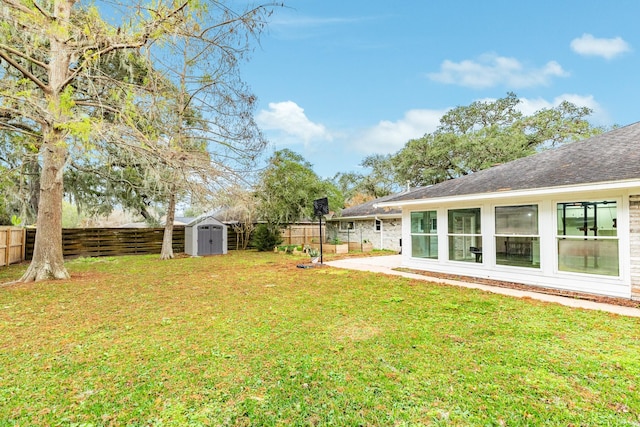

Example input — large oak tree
[392,93,603,187]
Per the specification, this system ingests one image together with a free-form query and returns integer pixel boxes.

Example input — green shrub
[251,224,283,251]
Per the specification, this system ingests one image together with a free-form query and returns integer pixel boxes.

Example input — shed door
[211,225,223,254]
[197,225,223,255]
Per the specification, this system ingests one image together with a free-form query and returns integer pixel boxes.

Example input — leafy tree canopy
[256,149,344,227]
[392,92,603,187]
[333,154,400,207]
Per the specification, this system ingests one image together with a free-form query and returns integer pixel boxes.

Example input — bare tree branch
[0,50,50,94]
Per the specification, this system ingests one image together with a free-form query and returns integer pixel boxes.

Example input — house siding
[630,195,640,300]
[328,219,402,252]
[401,191,633,299]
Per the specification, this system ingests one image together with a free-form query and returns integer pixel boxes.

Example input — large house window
[557,201,619,276]
[411,211,438,259]
[495,205,540,268]
[448,208,481,262]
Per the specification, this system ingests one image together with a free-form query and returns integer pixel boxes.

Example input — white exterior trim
[378,179,640,210]
[332,214,399,221]
[401,189,636,299]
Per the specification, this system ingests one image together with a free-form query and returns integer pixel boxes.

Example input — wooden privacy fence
[226,228,248,251]
[224,225,324,249]
[25,227,185,260]
[20,223,321,261]
[280,224,324,246]
[0,227,26,266]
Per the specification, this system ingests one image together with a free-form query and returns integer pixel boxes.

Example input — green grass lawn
[1,251,639,426]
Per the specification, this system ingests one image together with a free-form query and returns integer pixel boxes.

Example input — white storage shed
[184,214,228,256]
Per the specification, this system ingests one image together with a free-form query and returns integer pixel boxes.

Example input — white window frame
[494,204,540,269]
[555,199,620,277]
[447,207,482,263]
[410,210,438,259]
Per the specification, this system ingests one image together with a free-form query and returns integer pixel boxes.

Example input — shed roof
[185,212,224,227]
[384,121,640,204]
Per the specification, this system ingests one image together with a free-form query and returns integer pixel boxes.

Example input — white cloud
[256,101,332,146]
[352,109,445,154]
[570,33,631,60]
[428,53,569,89]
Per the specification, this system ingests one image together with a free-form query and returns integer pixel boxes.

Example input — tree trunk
[20,132,70,281]
[21,0,72,282]
[27,157,41,223]
[160,190,177,260]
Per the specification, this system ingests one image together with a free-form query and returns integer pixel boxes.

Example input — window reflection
[495,205,540,268]
[411,211,437,259]
[557,201,619,276]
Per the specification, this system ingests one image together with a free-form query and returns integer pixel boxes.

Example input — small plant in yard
[251,223,283,251]
[306,246,320,262]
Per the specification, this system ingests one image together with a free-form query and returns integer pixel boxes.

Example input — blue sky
[242,1,639,178]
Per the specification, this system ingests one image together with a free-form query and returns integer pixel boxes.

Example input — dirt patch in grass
[334,322,381,342]
[395,267,640,308]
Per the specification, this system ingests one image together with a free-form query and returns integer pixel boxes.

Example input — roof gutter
[327,213,399,221]
[374,179,640,209]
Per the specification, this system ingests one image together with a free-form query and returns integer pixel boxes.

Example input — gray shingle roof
[387,121,640,203]
[337,193,402,218]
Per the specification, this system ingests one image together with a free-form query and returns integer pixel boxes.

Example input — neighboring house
[376,122,640,300]
[118,222,150,228]
[173,216,196,226]
[328,193,403,252]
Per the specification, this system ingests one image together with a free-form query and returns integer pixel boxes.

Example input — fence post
[6,227,11,266]
[0,227,7,267]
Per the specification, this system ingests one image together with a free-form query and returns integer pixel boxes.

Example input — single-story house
[376,122,640,300]
[172,216,196,226]
[327,193,402,251]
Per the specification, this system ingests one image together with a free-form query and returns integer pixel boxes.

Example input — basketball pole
[319,214,323,264]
